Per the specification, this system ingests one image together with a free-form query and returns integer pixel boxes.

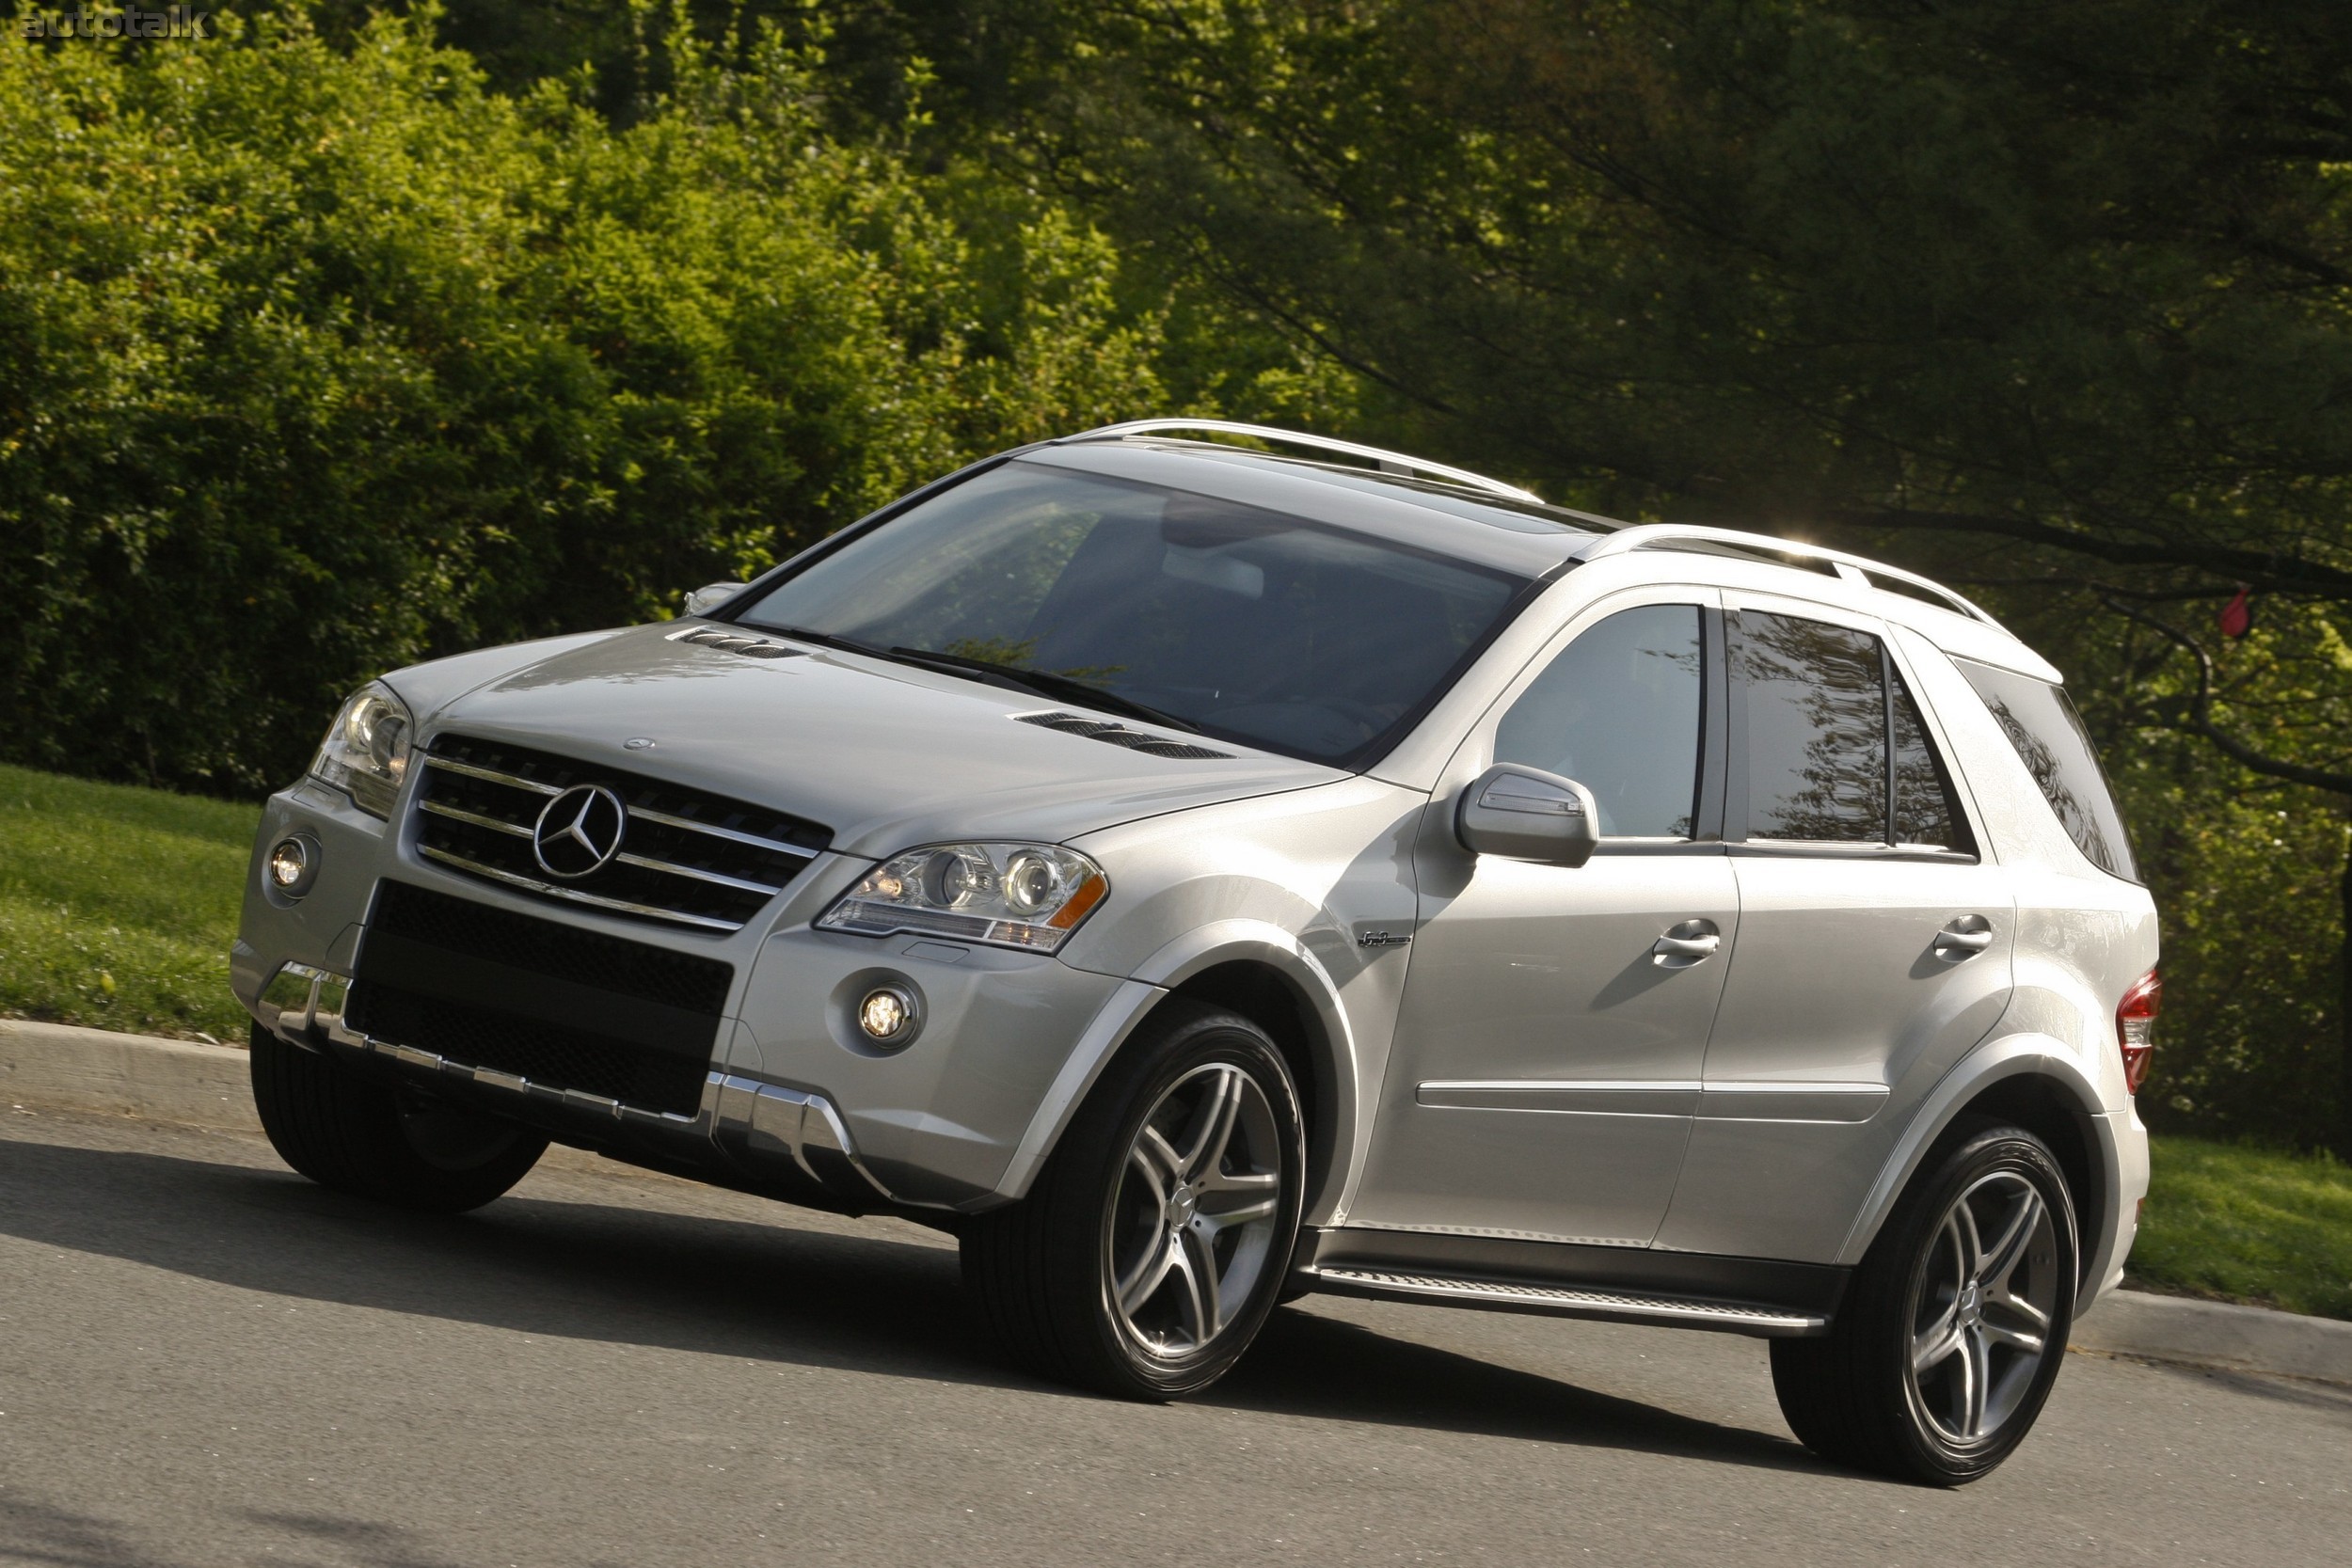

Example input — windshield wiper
[885,647,1205,735]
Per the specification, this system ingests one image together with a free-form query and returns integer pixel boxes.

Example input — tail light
[2116,970,2160,1094]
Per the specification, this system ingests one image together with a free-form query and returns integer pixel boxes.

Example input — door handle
[1932,917,1994,962]
[1651,920,1721,967]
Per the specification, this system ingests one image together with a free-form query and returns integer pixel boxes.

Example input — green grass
[2133,1135,2352,1321]
[0,762,258,1042]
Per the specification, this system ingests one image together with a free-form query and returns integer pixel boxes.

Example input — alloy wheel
[1104,1062,1286,1358]
[1907,1168,2060,1445]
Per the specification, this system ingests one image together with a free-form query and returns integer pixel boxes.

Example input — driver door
[1351,591,1735,1248]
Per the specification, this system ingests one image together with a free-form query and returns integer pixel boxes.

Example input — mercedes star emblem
[532,784,628,879]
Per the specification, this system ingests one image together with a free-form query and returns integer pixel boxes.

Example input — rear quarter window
[1953,658,2137,881]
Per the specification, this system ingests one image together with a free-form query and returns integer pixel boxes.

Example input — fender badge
[1357,928,1412,950]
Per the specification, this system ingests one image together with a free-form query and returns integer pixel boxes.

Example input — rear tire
[248,1022,548,1213]
[961,1002,1305,1399]
[1772,1121,2078,1484]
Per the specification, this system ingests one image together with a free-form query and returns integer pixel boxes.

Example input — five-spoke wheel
[1772,1120,2077,1484]
[961,1002,1305,1399]
[1106,1062,1287,1358]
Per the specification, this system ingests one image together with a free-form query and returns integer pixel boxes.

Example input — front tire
[961,1002,1306,1399]
[1772,1121,2078,1484]
[248,1022,548,1213]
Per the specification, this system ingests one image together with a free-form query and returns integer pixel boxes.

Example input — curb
[2071,1284,2352,1386]
[5,1018,2348,1384]
[2,1018,261,1132]
[0,1017,641,1182]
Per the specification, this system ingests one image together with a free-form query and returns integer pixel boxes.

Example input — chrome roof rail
[1063,419,1547,504]
[1584,524,2002,627]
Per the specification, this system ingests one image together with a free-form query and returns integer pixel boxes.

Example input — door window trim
[1462,586,1727,853]
[1719,592,1984,863]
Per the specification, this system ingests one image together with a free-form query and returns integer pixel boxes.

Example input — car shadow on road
[2,1131,1828,1476]
[1209,1307,1824,1474]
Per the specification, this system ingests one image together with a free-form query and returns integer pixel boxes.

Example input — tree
[1007,0,2352,1147]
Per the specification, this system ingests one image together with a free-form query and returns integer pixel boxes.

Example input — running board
[1311,1266,1829,1338]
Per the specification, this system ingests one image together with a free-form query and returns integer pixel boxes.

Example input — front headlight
[309,682,413,818]
[817,843,1109,953]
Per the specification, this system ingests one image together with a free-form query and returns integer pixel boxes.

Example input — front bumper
[254,959,895,1211]
[236,777,1141,1217]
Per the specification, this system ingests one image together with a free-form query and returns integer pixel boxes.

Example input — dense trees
[7,2,2349,1147]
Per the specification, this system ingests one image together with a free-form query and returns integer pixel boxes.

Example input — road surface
[2,1108,2344,1566]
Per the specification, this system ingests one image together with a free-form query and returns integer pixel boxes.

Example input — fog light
[267,835,319,898]
[856,985,916,1044]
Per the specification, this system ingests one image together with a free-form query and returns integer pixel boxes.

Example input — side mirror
[1455,764,1600,867]
[682,581,742,617]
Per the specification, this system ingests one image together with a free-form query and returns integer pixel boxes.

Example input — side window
[1735,612,1887,842]
[1495,605,1703,838]
[1955,658,2137,879]
[1892,668,1973,852]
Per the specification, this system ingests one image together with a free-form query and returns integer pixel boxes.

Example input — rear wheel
[248,1021,548,1213]
[1772,1122,2077,1484]
[961,1002,1305,1399]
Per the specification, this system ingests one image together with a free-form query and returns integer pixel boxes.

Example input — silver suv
[236,421,2157,1484]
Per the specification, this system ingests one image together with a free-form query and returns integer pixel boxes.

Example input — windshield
[734,461,1532,766]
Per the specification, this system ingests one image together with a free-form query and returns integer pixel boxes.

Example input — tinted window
[1956,659,2137,879]
[737,462,1526,767]
[1891,667,1971,851]
[1495,605,1702,837]
[1735,612,1887,842]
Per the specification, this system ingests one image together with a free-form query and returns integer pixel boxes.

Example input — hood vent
[669,626,805,660]
[1014,710,1233,760]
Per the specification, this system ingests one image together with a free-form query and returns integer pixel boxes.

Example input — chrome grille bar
[613,850,786,895]
[418,846,743,932]
[423,754,563,796]
[419,799,532,837]
[629,804,818,859]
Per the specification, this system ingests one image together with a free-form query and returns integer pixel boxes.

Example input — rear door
[1655,594,2015,1262]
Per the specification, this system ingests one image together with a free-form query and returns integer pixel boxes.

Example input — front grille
[412,734,830,932]
[347,880,733,1117]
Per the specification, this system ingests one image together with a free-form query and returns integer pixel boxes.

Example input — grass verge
[2132,1135,2352,1321]
[0,762,258,1042]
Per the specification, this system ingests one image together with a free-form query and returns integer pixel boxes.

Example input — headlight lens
[308,682,413,818]
[817,843,1109,953]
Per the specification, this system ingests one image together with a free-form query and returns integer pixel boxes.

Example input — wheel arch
[1837,1037,2120,1291]
[991,922,1360,1219]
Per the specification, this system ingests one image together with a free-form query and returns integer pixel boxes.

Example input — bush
[0,8,1176,795]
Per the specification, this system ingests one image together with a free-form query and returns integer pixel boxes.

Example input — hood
[400,622,1345,859]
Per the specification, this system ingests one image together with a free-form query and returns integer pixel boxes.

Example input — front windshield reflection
[735,463,1528,767]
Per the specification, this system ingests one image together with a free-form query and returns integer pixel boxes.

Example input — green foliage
[0,6,1178,795]
[0,764,258,1042]
[2136,1135,2352,1321]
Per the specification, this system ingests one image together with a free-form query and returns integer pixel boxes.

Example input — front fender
[994,920,1361,1220]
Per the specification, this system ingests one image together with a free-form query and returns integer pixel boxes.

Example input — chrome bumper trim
[257,967,892,1204]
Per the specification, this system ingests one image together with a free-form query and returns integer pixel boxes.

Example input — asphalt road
[3,1110,2345,1568]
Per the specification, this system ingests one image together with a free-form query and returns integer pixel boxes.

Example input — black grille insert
[413,734,830,931]
[347,880,732,1117]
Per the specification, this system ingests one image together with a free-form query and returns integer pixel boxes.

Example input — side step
[1312,1266,1829,1338]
